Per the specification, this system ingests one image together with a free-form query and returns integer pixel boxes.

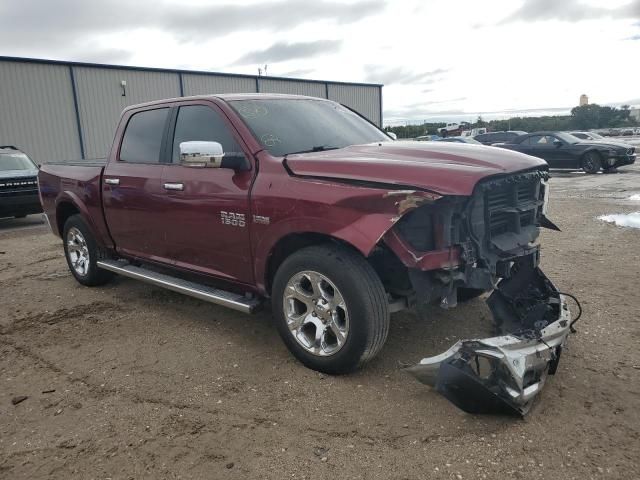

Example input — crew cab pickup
[39,94,573,415]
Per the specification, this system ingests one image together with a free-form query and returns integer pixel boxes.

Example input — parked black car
[0,146,42,219]
[497,132,636,173]
[474,131,527,145]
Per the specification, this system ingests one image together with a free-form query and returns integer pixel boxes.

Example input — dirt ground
[1,165,639,479]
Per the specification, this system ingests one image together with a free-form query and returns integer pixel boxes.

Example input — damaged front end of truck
[380,167,574,415]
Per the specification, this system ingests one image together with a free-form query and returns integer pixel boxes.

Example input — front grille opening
[481,172,545,240]
[520,210,535,227]
[517,182,537,203]
[490,212,512,236]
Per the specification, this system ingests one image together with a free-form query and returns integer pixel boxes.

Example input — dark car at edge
[0,146,42,219]
[496,131,636,173]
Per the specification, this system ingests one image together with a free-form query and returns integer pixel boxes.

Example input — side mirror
[387,132,398,140]
[553,139,563,147]
[180,141,224,168]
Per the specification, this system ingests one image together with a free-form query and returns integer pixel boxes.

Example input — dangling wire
[558,291,582,333]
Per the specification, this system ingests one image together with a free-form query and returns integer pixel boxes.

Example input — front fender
[251,183,441,293]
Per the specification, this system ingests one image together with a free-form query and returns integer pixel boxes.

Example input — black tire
[62,214,113,286]
[457,287,487,303]
[440,130,448,138]
[272,244,390,375]
[581,151,601,174]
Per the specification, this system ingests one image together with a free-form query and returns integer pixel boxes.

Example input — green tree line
[385,104,637,138]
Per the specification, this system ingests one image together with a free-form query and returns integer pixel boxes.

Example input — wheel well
[56,202,80,235]
[265,233,359,294]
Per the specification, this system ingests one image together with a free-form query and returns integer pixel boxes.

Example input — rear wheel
[63,214,113,286]
[272,244,390,374]
[581,151,601,174]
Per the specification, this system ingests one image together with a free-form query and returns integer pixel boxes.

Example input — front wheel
[272,244,390,375]
[581,151,601,174]
[63,214,113,286]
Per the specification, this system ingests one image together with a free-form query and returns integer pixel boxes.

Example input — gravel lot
[1,165,639,479]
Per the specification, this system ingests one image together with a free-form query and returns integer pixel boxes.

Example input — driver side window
[526,135,555,145]
[172,105,244,163]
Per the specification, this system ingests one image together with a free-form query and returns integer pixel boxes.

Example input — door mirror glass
[179,141,224,168]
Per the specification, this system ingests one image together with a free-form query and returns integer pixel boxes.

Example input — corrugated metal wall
[182,73,256,95]
[0,58,382,163]
[258,78,326,98]
[0,62,81,163]
[328,84,382,127]
[73,67,181,159]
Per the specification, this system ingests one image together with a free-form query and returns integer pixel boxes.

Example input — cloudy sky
[1,0,638,125]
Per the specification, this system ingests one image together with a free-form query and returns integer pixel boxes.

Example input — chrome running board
[96,259,261,314]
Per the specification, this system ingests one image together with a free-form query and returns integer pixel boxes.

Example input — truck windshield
[0,152,36,171]
[229,99,390,157]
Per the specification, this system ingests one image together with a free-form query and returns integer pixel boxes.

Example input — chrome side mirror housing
[387,131,398,140]
[179,141,224,168]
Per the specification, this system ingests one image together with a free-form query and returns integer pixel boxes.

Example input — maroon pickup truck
[39,94,574,415]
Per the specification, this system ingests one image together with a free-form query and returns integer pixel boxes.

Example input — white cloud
[0,0,638,125]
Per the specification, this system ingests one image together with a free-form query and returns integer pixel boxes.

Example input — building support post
[68,66,85,160]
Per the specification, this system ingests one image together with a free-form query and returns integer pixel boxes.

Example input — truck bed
[38,161,107,238]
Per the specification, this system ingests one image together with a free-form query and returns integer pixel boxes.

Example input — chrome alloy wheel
[283,271,349,356]
[66,227,90,276]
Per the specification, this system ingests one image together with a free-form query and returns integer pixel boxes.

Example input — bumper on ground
[406,263,573,416]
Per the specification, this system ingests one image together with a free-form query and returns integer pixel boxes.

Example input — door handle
[104,178,120,185]
[163,182,184,191]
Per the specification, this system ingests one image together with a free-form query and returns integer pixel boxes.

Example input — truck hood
[285,141,547,195]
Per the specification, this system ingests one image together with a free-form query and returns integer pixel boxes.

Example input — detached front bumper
[406,266,572,416]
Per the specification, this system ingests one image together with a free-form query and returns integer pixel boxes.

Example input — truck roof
[123,93,328,112]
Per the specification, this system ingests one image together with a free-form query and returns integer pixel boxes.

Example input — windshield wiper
[284,146,341,156]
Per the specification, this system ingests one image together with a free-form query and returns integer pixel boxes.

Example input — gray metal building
[0,56,383,164]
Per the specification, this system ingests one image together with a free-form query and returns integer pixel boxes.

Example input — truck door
[102,107,172,262]
[159,102,254,284]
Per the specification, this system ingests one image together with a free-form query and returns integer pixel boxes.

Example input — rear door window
[119,108,169,163]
